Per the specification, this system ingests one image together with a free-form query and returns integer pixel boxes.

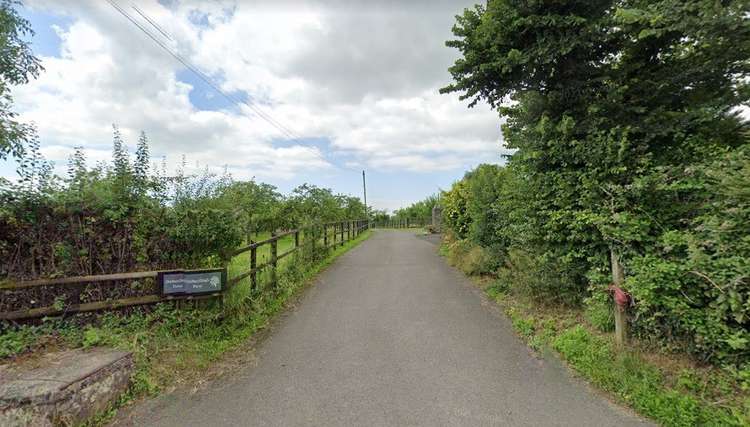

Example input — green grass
[551,326,741,426]
[489,290,750,426]
[442,239,750,427]
[1,229,373,426]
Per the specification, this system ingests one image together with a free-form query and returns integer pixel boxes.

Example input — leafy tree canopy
[0,0,42,160]
[441,0,750,364]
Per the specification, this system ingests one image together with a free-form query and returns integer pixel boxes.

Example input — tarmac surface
[123,230,649,426]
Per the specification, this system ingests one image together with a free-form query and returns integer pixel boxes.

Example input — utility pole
[362,170,368,220]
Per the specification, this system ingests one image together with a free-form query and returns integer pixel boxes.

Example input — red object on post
[608,284,631,310]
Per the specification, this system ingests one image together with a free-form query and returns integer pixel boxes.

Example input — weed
[584,291,615,333]
[0,326,40,358]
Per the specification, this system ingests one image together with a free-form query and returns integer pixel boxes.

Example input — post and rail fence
[0,219,370,322]
[373,217,431,229]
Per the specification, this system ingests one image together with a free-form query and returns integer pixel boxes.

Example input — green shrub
[0,326,39,358]
[496,249,584,306]
[584,290,615,333]
[553,326,746,426]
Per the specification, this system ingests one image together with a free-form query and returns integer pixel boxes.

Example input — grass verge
[0,230,372,426]
[443,241,750,427]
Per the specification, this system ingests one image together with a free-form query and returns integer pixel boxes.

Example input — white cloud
[12,0,504,184]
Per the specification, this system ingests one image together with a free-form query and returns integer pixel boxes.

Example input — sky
[4,0,509,212]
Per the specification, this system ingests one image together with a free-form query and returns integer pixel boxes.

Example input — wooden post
[311,226,316,260]
[294,230,300,248]
[347,220,351,241]
[324,224,329,248]
[250,246,257,291]
[270,233,278,289]
[340,221,345,247]
[611,249,627,348]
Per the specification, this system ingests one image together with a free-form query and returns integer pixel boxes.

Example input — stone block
[0,348,133,426]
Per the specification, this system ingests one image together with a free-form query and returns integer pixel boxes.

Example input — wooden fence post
[311,226,316,260]
[340,221,345,247]
[295,230,300,249]
[270,232,278,289]
[250,246,257,291]
[347,220,351,241]
[324,224,329,248]
[611,249,627,348]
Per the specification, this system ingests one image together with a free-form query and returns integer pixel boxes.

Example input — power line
[131,4,173,41]
[105,0,302,141]
[109,0,299,141]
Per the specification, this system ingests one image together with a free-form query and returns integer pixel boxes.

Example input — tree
[0,0,42,160]
[218,180,283,240]
[111,125,130,178]
[393,194,438,221]
[442,0,750,287]
[66,146,87,193]
[134,131,150,188]
[442,0,750,361]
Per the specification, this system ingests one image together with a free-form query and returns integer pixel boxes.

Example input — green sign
[159,269,226,296]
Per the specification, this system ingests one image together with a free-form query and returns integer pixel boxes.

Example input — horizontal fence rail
[1,219,370,321]
[374,217,430,229]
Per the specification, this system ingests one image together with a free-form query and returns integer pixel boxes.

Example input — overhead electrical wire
[131,4,174,41]
[105,0,302,142]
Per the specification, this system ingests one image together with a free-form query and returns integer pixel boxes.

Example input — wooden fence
[0,219,369,321]
[375,218,430,229]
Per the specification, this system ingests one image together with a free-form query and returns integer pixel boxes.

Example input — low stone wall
[0,348,134,426]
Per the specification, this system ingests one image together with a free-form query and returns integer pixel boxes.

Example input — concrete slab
[0,348,133,426]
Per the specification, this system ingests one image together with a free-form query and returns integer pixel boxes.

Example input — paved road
[123,230,648,426]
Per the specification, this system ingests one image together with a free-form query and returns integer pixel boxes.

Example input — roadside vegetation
[0,126,372,420]
[0,123,373,419]
[2,230,371,425]
[0,2,373,419]
[422,1,750,425]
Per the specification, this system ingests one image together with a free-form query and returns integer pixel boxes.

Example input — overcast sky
[5,0,506,211]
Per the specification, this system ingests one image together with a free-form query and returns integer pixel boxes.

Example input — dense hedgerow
[0,127,367,283]
[435,0,750,368]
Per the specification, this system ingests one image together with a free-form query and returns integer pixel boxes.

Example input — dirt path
[118,230,648,426]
